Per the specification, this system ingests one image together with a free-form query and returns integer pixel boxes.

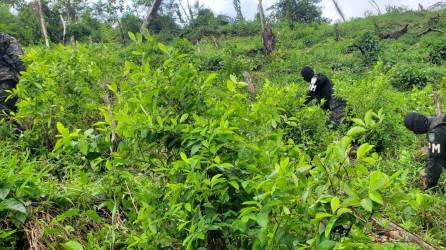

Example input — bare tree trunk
[332,0,346,22]
[60,14,67,44]
[36,0,50,47]
[334,23,342,41]
[186,0,194,21]
[419,3,424,11]
[258,0,274,55]
[258,0,265,31]
[117,19,126,44]
[175,6,186,24]
[140,0,163,33]
[178,1,192,23]
[233,0,244,21]
[369,0,382,15]
[262,26,275,55]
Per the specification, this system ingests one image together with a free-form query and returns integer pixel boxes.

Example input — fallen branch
[349,209,439,250]
[417,27,444,37]
[370,217,439,250]
[379,24,409,39]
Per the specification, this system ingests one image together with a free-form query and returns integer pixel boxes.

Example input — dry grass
[23,209,51,250]
[22,206,111,249]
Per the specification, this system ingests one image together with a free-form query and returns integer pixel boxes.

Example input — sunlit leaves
[330,197,340,214]
[356,143,374,159]
[369,190,383,205]
[347,126,366,137]
[369,171,390,191]
[351,118,366,127]
[61,241,84,250]
[226,80,236,92]
[360,198,373,212]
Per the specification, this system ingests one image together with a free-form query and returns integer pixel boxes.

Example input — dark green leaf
[0,187,10,200]
[0,199,26,214]
[86,152,101,160]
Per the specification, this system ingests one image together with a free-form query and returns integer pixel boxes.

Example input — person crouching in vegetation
[300,66,346,125]
[0,32,25,116]
[404,112,446,190]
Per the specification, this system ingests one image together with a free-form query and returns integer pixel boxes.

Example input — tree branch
[417,27,444,37]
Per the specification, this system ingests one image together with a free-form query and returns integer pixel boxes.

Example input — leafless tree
[332,0,346,22]
[369,0,382,15]
[233,0,244,21]
[36,0,50,47]
[141,0,163,32]
[258,0,265,30]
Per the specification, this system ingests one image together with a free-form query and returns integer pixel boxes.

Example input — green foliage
[120,13,142,38]
[2,8,446,250]
[0,4,21,38]
[389,64,430,91]
[271,0,327,26]
[355,32,382,65]
[182,8,239,41]
[0,3,42,45]
[149,15,181,42]
[14,45,122,150]
[428,40,446,65]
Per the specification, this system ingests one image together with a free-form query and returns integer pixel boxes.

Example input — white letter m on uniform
[432,143,441,154]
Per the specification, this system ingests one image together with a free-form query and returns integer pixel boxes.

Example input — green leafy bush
[2,9,446,249]
[354,32,382,65]
[428,41,446,64]
[389,64,430,91]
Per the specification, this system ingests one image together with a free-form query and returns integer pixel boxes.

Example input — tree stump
[262,26,275,55]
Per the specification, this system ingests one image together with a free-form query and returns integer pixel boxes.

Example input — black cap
[301,66,314,82]
[404,112,430,134]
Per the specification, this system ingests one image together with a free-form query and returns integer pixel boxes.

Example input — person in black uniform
[404,112,446,189]
[300,66,345,125]
[0,32,25,115]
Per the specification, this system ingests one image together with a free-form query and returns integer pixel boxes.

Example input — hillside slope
[0,8,446,249]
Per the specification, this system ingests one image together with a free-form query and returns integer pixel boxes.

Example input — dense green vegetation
[1,0,323,46]
[1,4,446,250]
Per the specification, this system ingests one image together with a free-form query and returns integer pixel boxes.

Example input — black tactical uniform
[0,32,25,114]
[404,112,446,189]
[300,66,346,125]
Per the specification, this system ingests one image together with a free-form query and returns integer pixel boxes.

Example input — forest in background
[1,0,368,45]
[1,0,446,249]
